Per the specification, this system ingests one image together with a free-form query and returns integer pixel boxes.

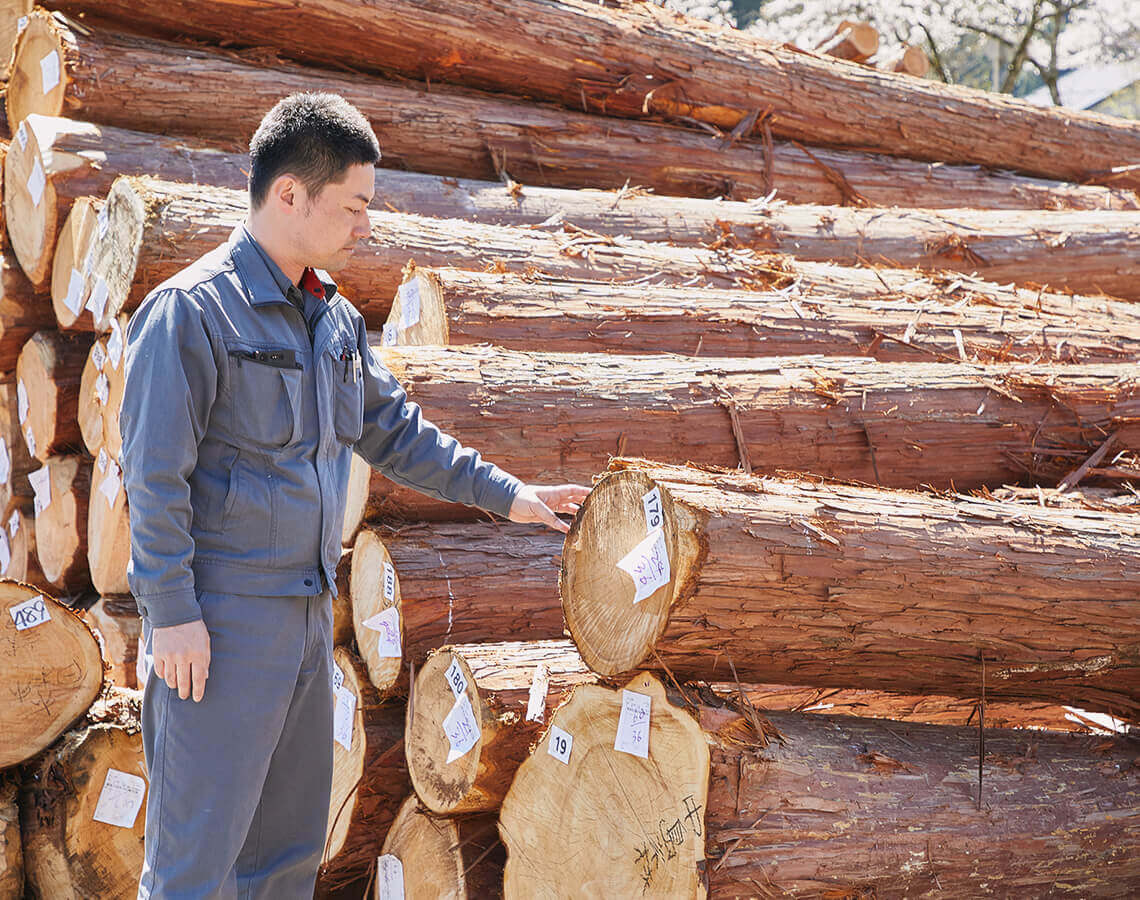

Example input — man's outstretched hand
[508,483,590,534]
[152,619,211,702]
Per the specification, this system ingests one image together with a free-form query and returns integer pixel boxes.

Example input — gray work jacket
[120,226,522,627]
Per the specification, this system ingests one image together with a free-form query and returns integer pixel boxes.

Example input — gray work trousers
[136,589,333,899]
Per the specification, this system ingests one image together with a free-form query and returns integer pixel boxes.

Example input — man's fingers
[176,660,192,700]
[537,500,570,534]
[192,660,209,703]
[153,656,166,682]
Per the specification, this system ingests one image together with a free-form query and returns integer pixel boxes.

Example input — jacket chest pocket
[225,343,304,448]
[328,341,364,446]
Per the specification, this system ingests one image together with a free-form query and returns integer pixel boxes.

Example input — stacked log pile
[1,1,1137,898]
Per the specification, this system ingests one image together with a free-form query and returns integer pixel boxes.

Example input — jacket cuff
[134,589,203,628]
[479,469,525,519]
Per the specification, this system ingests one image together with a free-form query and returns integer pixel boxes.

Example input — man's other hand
[508,484,590,534]
[152,619,211,702]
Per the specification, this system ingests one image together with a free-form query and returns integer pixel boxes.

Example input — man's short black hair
[249,93,381,209]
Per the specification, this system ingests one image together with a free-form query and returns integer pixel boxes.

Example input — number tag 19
[547,725,573,765]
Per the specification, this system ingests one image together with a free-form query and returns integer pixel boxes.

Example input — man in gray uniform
[120,93,587,899]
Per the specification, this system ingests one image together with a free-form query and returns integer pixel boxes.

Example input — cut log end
[340,452,371,546]
[0,581,104,768]
[0,771,21,899]
[561,468,696,677]
[325,646,370,866]
[51,196,100,331]
[35,454,91,590]
[5,11,67,128]
[405,649,485,815]
[78,337,107,453]
[385,268,449,346]
[499,672,709,898]
[3,119,57,286]
[350,529,403,692]
[87,448,130,596]
[818,20,879,63]
[92,177,147,333]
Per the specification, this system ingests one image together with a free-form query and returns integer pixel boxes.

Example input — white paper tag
[381,322,398,346]
[616,529,671,604]
[9,594,50,631]
[382,561,396,601]
[614,689,651,758]
[64,267,85,315]
[0,438,9,486]
[97,206,110,238]
[525,662,549,723]
[333,684,356,750]
[23,425,35,459]
[332,661,344,691]
[107,318,124,368]
[29,465,51,516]
[399,279,420,330]
[642,486,663,532]
[40,50,60,94]
[445,657,468,699]
[92,768,146,829]
[26,158,46,208]
[96,446,109,473]
[377,854,405,900]
[443,693,481,763]
[0,532,11,575]
[16,380,28,424]
[91,341,107,372]
[361,606,401,658]
[547,725,574,765]
[100,462,121,509]
[15,121,27,151]
[16,15,27,35]
[8,510,19,539]
[95,372,110,406]
[86,276,109,320]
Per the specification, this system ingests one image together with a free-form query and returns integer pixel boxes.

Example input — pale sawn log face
[34,453,90,591]
[349,529,403,695]
[565,460,1140,718]
[500,672,709,900]
[0,581,103,768]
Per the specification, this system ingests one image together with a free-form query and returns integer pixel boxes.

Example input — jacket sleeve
[352,323,522,517]
[120,288,220,627]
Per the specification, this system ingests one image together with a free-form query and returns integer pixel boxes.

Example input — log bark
[500,672,709,898]
[0,579,103,768]
[0,0,32,76]
[348,523,566,660]
[44,0,1140,190]
[32,453,90,592]
[50,195,101,330]
[379,796,503,900]
[0,377,37,518]
[501,673,1140,897]
[16,328,93,461]
[20,701,145,900]
[562,458,1140,718]
[319,646,408,894]
[3,114,247,288]
[364,346,1140,520]
[13,12,1135,213]
[87,446,128,596]
[405,641,592,815]
[817,20,878,63]
[3,499,45,587]
[349,528,404,695]
[0,772,21,898]
[393,266,1140,363]
[81,596,139,690]
[0,250,54,374]
[107,175,1132,330]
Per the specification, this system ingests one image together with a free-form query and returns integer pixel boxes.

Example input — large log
[0,378,37,517]
[16,328,93,461]
[76,333,105,453]
[562,458,1140,718]
[82,596,139,689]
[349,523,565,660]
[105,175,1132,330]
[31,453,90,592]
[319,646,408,895]
[365,346,1140,519]
[348,528,404,694]
[87,446,128,596]
[500,673,1140,897]
[49,195,101,330]
[44,0,1140,190]
[11,12,1136,213]
[405,641,593,815]
[0,772,21,899]
[0,579,103,768]
[0,250,54,374]
[3,500,45,587]
[3,114,247,288]
[0,0,31,75]
[20,692,145,900]
[394,266,1140,363]
[379,796,503,900]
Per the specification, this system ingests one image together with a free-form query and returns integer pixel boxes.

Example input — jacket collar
[228,225,341,309]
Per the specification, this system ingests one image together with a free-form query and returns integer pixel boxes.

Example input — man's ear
[269,173,301,213]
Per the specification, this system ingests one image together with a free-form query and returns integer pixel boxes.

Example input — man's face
[294,163,375,273]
